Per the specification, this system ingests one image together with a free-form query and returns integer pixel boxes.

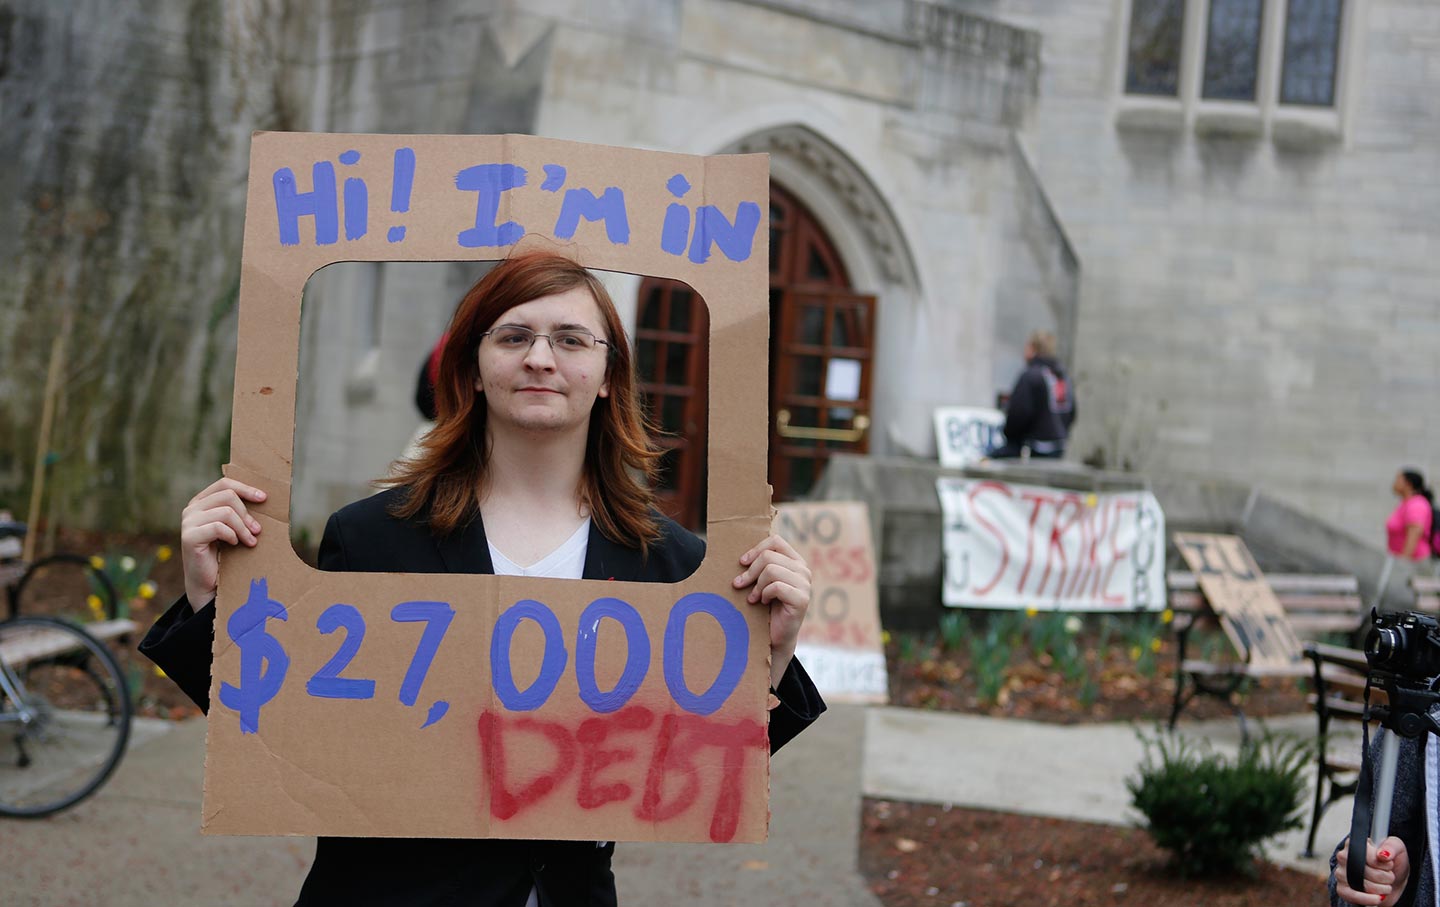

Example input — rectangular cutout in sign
[211,132,773,843]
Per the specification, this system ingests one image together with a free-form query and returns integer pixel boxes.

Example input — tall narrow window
[1202,0,1264,101]
[1125,0,1186,96]
[1281,0,1343,106]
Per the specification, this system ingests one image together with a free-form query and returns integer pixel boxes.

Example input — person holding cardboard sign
[142,251,825,906]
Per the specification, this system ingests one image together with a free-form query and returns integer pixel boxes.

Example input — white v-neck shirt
[486,517,597,907]
[487,518,590,579]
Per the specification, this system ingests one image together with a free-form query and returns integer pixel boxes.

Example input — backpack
[1431,503,1440,558]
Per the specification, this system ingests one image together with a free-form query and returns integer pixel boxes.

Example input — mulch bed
[865,621,1332,906]
[860,799,1329,907]
[11,527,208,720]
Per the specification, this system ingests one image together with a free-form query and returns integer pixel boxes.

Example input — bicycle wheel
[9,553,119,621]
[0,616,132,817]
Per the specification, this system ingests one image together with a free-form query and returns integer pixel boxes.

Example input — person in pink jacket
[1387,469,1434,562]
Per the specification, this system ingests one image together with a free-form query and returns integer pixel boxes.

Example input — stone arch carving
[724,125,921,296]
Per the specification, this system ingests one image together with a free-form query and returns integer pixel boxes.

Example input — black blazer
[140,487,825,907]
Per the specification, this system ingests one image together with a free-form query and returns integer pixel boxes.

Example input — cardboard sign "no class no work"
[210,132,774,844]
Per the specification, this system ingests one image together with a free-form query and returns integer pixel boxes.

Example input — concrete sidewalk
[863,708,1353,878]
[1,705,879,907]
[2,703,1347,905]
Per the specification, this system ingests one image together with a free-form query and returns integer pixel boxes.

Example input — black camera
[1365,609,1440,681]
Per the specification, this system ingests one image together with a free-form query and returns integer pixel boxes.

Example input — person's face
[475,286,612,437]
[1023,340,1036,361]
[1395,472,1411,498]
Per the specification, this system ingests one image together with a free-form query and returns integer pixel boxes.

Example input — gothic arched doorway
[636,183,877,530]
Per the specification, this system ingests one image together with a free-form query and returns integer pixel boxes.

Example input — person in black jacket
[990,329,1076,460]
[142,251,825,907]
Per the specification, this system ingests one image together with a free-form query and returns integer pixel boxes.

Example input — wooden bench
[1166,570,1365,731]
[1167,569,1374,858]
[1302,641,1379,857]
[1412,574,1440,611]
[0,618,138,669]
[1287,572,1440,858]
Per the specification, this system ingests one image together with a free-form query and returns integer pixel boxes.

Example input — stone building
[1,0,1436,548]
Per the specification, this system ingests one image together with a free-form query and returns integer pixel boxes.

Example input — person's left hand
[733,534,812,695]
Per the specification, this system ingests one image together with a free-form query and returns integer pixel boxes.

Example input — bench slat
[1290,615,1366,633]
[1307,695,1373,721]
[1270,595,1363,612]
[1167,571,1359,594]
[0,619,137,669]
[1179,659,1310,678]
[1307,642,1369,671]
[1168,592,1360,613]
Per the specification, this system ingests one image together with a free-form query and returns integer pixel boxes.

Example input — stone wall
[989,0,1440,538]
[0,1,288,531]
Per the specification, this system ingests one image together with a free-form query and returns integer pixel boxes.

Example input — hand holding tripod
[1347,610,1440,898]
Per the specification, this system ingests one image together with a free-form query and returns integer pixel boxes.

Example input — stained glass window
[1202,0,1264,101]
[1125,0,1186,96]
[1281,0,1342,106]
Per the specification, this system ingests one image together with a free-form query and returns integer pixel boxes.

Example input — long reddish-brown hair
[381,251,664,550]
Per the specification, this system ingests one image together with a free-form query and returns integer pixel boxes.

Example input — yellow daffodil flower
[1150,638,1162,653]
[1025,606,1038,618]
[86,594,105,622]
[1161,608,1174,624]
[156,545,173,563]
[1129,645,1142,662]
[139,580,158,600]
[89,555,105,571]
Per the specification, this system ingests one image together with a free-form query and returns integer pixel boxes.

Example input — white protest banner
[775,502,888,704]
[937,478,1165,611]
[934,406,1005,468]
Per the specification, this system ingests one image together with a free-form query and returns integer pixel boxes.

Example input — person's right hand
[1334,836,1410,906]
[179,478,267,610]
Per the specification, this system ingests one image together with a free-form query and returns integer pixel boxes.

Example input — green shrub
[967,615,1013,705]
[1127,728,1310,876]
[938,611,967,653]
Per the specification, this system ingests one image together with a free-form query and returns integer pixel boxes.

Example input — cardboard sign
[211,133,773,843]
[775,502,887,704]
[937,478,1166,611]
[934,406,1005,468]
[1172,533,1304,671]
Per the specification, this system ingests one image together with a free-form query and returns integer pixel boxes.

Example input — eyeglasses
[480,325,611,356]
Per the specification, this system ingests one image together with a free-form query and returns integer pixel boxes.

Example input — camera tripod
[1347,673,1440,895]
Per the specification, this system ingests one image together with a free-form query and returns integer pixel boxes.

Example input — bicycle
[0,520,134,817]
[1,517,119,621]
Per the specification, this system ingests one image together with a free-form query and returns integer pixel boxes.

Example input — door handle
[775,409,870,443]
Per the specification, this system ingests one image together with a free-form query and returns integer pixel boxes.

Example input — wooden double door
[636,184,877,530]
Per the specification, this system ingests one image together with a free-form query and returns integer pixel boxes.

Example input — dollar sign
[218,577,291,734]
